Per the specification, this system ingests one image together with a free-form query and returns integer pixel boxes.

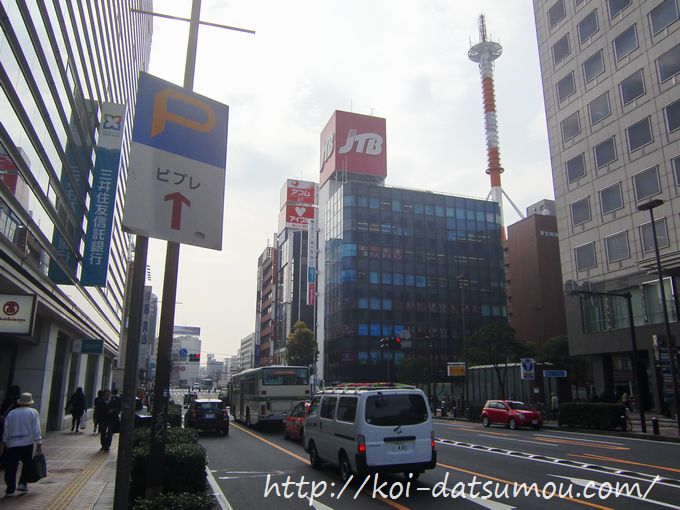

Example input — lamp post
[457,274,467,411]
[638,199,680,434]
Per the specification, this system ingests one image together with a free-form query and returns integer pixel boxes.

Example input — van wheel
[404,472,420,481]
[339,452,352,483]
[482,416,490,427]
[245,409,252,428]
[309,441,321,469]
[507,418,517,430]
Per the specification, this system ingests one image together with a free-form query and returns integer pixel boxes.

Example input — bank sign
[122,72,229,250]
[319,110,386,186]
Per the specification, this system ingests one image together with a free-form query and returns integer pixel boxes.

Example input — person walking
[92,390,104,434]
[0,385,21,469]
[2,393,42,497]
[98,389,121,452]
[550,392,559,420]
[65,387,86,433]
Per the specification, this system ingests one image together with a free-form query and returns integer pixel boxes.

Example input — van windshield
[365,394,428,426]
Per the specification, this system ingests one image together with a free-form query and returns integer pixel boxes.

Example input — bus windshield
[262,368,309,386]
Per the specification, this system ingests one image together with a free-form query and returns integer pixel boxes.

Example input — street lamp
[638,199,680,435]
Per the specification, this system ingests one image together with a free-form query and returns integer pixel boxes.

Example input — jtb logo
[151,88,216,137]
[338,129,383,155]
[320,134,334,170]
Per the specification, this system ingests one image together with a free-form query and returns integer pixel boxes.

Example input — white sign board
[520,358,535,380]
[0,294,37,335]
[122,72,229,250]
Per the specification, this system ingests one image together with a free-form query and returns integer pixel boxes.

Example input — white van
[304,383,436,481]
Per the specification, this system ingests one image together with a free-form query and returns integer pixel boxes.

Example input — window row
[549,0,634,30]
[343,195,499,222]
[568,161,680,226]
[575,217,670,271]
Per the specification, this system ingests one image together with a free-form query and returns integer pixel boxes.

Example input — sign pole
[146,0,200,497]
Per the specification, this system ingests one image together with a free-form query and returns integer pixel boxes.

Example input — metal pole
[624,293,646,433]
[459,276,467,410]
[647,207,680,435]
[113,237,148,509]
[146,0,201,496]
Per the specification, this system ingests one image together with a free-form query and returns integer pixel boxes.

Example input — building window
[626,117,653,152]
[548,0,567,28]
[658,43,680,82]
[594,136,617,168]
[608,0,631,18]
[552,34,571,65]
[575,0,584,5]
[605,231,630,262]
[561,111,582,142]
[613,25,638,61]
[588,92,611,125]
[599,182,624,214]
[575,242,597,270]
[619,69,645,105]
[664,98,680,133]
[557,72,576,102]
[578,10,600,44]
[674,155,680,186]
[640,218,670,252]
[650,0,679,36]
[570,196,592,226]
[633,166,661,201]
[566,153,586,182]
[583,50,605,82]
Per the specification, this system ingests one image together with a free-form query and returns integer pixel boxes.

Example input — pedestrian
[92,390,104,434]
[65,387,86,433]
[2,392,42,497]
[0,385,21,469]
[550,392,559,420]
[98,389,121,452]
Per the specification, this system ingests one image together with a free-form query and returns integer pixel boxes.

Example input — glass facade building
[0,1,152,427]
[318,180,507,382]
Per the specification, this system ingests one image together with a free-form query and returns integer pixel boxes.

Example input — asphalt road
[191,404,680,510]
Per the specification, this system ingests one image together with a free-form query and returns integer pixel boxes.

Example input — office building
[170,326,201,387]
[239,332,255,371]
[255,242,276,366]
[0,2,152,429]
[533,0,680,409]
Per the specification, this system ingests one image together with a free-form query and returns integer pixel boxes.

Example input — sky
[143,0,554,360]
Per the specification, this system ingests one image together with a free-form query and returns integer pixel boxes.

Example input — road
[176,389,680,510]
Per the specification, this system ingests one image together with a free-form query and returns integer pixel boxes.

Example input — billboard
[281,179,316,205]
[319,110,386,186]
[0,294,37,335]
[284,204,315,229]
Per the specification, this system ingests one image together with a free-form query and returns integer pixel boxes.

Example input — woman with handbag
[65,387,86,433]
[2,393,42,497]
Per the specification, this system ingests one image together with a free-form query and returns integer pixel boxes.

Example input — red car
[284,400,311,441]
[481,400,542,430]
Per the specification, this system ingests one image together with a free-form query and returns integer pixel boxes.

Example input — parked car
[480,400,542,430]
[304,383,436,482]
[284,400,311,442]
[184,398,229,435]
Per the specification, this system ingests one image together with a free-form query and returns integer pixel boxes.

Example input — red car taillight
[357,434,366,454]
[431,431,436,450]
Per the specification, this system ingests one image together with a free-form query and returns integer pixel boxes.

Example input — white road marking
[206,466,234,510]
[312,500,337,510]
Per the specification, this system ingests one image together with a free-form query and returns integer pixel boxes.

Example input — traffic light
[188,353,201,362]
[379,337,389,349]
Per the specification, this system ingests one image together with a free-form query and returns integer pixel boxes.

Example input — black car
[184,399,229,435]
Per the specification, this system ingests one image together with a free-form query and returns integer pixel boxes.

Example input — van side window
[336,397,357,423]
[320,396,337,419]
[308,397,321,416]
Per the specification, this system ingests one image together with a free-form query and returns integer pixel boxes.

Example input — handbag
[25,453,47,483]
[80,412,88,429]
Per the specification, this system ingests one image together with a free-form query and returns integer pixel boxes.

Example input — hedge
[133,427,199,448]
[130,442,207,500]
[168,403,183,427]
[558,403,627,430]
[131,492,216,510]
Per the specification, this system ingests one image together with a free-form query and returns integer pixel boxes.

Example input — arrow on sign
[164,192,191,230]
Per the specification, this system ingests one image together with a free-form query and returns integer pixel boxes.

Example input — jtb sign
[122,72,229,250]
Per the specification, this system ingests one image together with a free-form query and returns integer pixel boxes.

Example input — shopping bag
[25,453,47,483]
[80,412,88,430]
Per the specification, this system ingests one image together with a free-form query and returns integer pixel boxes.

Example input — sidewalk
[1,429,117,509]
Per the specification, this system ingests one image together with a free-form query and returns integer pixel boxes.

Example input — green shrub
[558,403,626,430]
[130,442,207,500]
[133,427,198,447]
[132,492,216,510]
[168,404,183,427]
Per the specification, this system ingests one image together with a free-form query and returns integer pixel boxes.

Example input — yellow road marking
[437,462,613,510]
[535,437,629,450]
[569,453,680,474]
[476,430,511,437]
[231,423,410,510]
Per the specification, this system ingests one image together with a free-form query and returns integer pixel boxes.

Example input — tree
[396,357,428,386]
[284,321,318,368]
[465,323,533,399]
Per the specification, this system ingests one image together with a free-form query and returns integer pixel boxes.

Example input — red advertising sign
[285,204,315,229]
[285,179,316,205]
[319,110,387,186]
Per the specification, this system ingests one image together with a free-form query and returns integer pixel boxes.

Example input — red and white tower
[468,14,523,237]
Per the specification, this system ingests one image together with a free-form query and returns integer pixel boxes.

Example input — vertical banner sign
[122,72,229,250]
[81,103,125,286]
[520,358,535,380]
[306,215,317,306]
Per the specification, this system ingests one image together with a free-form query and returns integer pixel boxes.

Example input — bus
[230,366,310,426]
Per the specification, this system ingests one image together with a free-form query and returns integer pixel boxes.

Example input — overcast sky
[143,0,553,360]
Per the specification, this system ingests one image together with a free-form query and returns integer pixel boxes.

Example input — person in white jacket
[2,393,42,497]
